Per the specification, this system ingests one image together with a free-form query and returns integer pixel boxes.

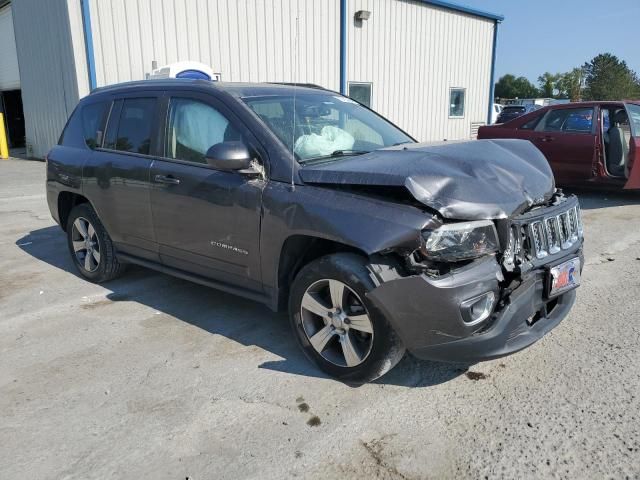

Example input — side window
[626,104,640,137]
[541,108,594,134]
[602,109,610,132]
[520,113,544,130]
[449,88,465,118]
[81,101,110,149]
[106,98,156,154]
[166,98,240,164]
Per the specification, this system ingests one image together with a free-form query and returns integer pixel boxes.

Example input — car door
[624,102,640,189]
[149,91,266,292]
[528,106,597,185]
[83,94,162,262]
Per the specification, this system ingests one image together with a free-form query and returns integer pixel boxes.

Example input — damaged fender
[259,181,438,305]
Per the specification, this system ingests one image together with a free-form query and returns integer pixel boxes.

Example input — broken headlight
[421,220,499,262]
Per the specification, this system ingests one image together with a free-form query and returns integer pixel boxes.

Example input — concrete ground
[1,158,639,479]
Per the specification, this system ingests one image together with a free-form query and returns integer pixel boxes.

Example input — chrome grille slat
[521,204,583,260]
[545,217,561,254]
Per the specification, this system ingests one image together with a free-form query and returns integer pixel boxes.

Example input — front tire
[66,203,124,283]
[289,253,405,383]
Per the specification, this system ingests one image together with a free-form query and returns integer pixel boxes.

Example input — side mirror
[205,141,253,171]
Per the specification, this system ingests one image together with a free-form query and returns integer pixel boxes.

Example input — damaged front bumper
[367,250,583,363]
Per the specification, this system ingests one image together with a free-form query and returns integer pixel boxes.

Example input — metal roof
[416,0,504,22]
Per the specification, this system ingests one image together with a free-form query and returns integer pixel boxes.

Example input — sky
[458,0,640,84]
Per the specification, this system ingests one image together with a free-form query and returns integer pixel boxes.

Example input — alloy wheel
[300,279,374,367]
[71,217,101,272]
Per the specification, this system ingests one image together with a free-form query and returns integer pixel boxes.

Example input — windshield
[626,103,640,137]
[242,93,414,162]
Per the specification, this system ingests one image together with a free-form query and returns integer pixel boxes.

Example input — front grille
[528,205,582,259]
[529,205,582,259]
[500,197,583,270]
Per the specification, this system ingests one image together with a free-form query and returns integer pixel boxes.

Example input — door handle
[540,136,555,142]
[154,174,181,185]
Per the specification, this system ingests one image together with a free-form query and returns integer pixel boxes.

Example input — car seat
[607,110,629,177]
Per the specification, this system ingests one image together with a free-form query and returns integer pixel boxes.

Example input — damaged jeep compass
[47,80,584,382]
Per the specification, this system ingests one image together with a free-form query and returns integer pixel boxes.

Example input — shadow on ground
[16,226,468,388]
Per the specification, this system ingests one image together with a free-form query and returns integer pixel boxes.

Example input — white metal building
[2,0,502,158]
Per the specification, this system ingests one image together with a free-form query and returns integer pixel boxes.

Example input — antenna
[290,8,299,192]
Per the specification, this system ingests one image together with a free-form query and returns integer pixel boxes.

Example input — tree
[582,53,640,100]
[537,72,561,98]
[494,74,540,100]
[557,68,585,102]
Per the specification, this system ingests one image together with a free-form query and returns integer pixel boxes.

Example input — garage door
[0,4,20,90]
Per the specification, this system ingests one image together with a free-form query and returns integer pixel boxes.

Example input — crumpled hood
[298,139,555,220]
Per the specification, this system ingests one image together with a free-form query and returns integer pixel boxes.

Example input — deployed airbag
[294,126,355,159]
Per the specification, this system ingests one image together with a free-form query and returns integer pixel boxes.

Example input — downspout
[80,0,97,91]
[339,0,347,94]
[487,20,499,124]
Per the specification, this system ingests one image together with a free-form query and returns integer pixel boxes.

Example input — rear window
[105,98,156,155]
[81,102,110,149]
[504,106,525,113]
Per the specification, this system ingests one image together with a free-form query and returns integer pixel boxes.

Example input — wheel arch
[275,234,369,311]
[57,191,91,232]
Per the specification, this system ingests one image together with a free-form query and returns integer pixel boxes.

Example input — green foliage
[582,53,640,101]
[496,53,640,102]
[494,74,540,99]
[537,72,561,98]
[557,68,584,102]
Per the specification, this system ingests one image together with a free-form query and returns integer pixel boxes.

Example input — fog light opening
[461,292,496,326]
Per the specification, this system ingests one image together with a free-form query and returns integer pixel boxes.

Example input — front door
[624,103,640,189]
[150,93,265,291]
[529,106,597,185]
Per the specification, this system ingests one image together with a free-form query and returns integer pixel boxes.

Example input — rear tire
[289,253,405,383]
[66,203,125,283]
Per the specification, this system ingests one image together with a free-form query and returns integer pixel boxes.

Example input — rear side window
[520,113,544,130]
[81,102,110,149]
[541,108,594,133]
[106,98,156,154]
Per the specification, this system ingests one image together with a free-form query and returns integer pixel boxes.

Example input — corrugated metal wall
[11,0,88,158]
[0,5,21,91]
[10,0,495,157]
[88,0,341,91]
[347,0,494,142]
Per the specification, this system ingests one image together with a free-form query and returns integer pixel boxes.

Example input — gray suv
[47,80,583,382]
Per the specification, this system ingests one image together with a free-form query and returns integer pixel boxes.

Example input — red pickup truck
[478,101,640,190]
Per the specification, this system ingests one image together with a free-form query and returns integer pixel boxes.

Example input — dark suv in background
[47,80,583,382]
[497,104,542,124]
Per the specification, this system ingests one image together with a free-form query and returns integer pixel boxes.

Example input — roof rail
[270,82,325,90]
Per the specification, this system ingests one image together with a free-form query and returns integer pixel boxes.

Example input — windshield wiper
[301,150,371,163]
[330,149,370,156]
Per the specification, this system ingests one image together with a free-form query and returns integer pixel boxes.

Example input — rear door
[149,91,265,291]
[83,93,162,262]
[528,106,597,184]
